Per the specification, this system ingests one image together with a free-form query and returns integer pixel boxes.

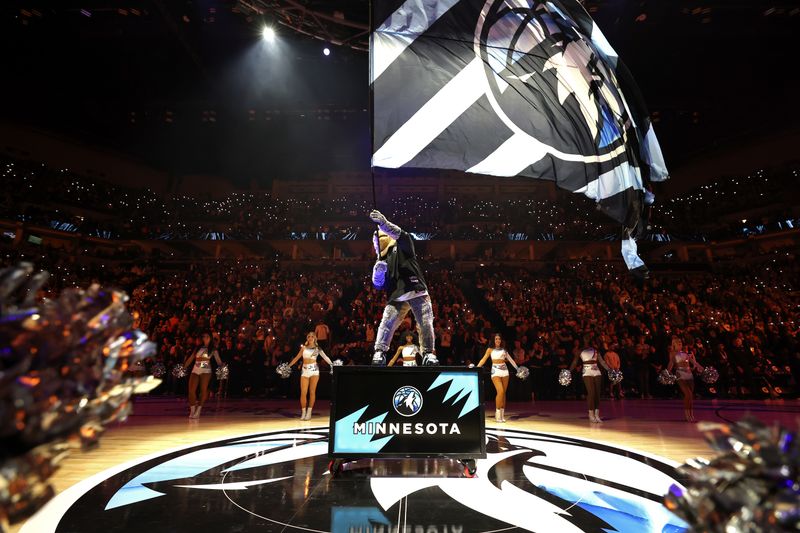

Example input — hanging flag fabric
[370,0,668,276]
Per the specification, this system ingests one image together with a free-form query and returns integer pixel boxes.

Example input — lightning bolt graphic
[428,372,480,418]
[333,406,394,454]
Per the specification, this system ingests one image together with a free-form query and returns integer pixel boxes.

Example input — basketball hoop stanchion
[328,366,486,477]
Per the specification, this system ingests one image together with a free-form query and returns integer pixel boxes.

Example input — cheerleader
[666,336,704,422]
[388,332,420,366]
[183,332,222,419]
[569,335,610,423]
[288,332,333,420]
[477,333,519,423]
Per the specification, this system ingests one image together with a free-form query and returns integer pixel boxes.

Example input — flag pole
[368,0,377,210]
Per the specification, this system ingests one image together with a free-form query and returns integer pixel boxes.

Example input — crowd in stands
[1,152,797,400]
[2,155,797,242]
[2,236,797,401]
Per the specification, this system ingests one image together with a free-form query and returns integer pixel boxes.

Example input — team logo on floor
[25,427,688,533]
[393,386,423,417]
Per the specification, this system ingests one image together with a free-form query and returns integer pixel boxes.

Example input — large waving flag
[370,0,668,275]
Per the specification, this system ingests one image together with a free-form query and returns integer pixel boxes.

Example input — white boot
[189,405,197,418]
[588,410,597,423]
[499,409,506,422]
[495,409,502,423]
[306,408,313,420]
[594,409,602,423]
[300,408,307,420]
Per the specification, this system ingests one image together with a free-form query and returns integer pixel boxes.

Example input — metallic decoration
[608,368,624,384]
[276,362,292,379]
[658,369,678,385]
[215,364,229,381]
[558,369,572,387]
[150,362,166,379]
[171,364,187,379]
[0,263,158,530]
[701,366,720,384]
[332,359,344,366]
[664,416,800,532]
[516,366,530,380]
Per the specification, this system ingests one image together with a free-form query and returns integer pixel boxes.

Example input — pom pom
[0,262,158,523]
[276,362,292,379]
[332,359,344,366]
[172,364,187,379]
[658,369,677,385]
[701,366,719,384]
[558,369,572,386]
[664,416,800,531]
[607,368,623,384]
[215,364,229,380]
[151,362,166,379]
[516,367,530,380]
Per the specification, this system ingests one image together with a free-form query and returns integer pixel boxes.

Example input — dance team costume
[185,333,223,419]
[288,333,333,420]
[477,334,520,423]
[569,344,610,423]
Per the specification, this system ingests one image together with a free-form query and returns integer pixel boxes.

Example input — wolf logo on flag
[370,0,668,275]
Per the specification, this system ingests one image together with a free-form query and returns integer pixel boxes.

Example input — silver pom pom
[701,366,719,384]
[333,359,344,366]
[658,369,677,385]
[276,362,292,379]
[516,367,530,380]
[172,364,187,379]
[215,364,229,380]
[558,368,572,386]
[607,368,624,384]
[151,362,166,379]
[664,416,800,531]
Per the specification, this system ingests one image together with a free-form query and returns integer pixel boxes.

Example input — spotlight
[262,26,275,42]
[323,47,331,56]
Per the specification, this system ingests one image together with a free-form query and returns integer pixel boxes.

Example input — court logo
[23,427,689,533]
[393,386,423,417]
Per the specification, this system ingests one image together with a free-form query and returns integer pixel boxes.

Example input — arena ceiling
[1,1,798,183]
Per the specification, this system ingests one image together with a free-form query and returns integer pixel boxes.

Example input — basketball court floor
[16,398,799,533]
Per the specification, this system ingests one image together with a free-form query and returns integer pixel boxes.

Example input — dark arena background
[1,1,799,533]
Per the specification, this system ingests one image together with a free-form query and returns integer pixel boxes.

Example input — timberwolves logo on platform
[24,427,688,533]
[393,386,423,417]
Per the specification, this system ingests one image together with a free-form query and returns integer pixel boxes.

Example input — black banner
[329,367,486,458]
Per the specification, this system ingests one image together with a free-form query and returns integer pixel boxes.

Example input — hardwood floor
[12,397,799,533]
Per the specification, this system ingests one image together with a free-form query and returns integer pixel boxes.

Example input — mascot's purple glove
[372,260,387,288]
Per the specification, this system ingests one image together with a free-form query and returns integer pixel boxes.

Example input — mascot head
[373,230,396,258]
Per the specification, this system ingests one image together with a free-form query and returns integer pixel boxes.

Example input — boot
[495,409,502,423]
[305,408,313,420]
[189,405,197,418]
[372,351,387,366]
[588,410,597,423]
[499,408,506,422]
[192,406,203,419]
[422,353,439,366]
[301,408,308,420]
[593,409,602,423]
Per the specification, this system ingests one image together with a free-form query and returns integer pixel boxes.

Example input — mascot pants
[374,295,435,354]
